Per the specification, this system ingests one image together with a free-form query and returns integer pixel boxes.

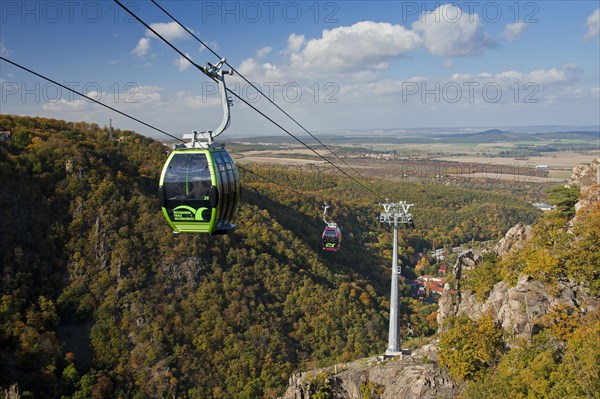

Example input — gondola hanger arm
[183,58,233,148]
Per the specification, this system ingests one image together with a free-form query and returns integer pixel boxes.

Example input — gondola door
[160,150,217,233]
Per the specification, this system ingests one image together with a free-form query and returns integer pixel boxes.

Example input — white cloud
[42,99,88,112]
[132,22,192,59]
[129,85,163,104]
[495,70,524,80]
[132,37,151,57]
[527,68,568,84]
[412,4,496,57]
[503,21,527,42]
[256,46,272,58]
[287,21,422,72]
[337,64,584,109]
[584,8,599,41]
[146,22,191,41]
[234,21,423,82]
[234,48,274,77]
[234,52,279,79]
[235,9,502,82]
[326,64,584,119]
[526,64,579,85]
[199,41,220,53]
[349,79,412,96]
[175,53,192,71]
[237,57,259,75]
[285,33,305,54]
[447,65,578,86]
[175,90,220,109]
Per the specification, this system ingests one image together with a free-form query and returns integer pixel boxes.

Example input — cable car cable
[149,0,379,193]
[223,89,379,197]
[0,55,347,207]
[0,56,345,234]
[0,57,317,203]
[0,56,184,143]
[113,0,210,79]
[113,0,385,202]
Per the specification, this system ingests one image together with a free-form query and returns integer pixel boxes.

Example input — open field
[434,151,598,169]
[235,155,326,165]
[370,141,599,155]
[234,147,597,170]
[237,148,328,158]
[230,134,598,185]
[453,173,568,183]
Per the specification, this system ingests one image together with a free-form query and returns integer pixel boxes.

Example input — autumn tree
[438,314,503,382]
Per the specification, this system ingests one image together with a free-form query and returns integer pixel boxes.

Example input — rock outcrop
[437,250,481,326]
[450,249,479,291]
[494,222,532,258]
[568,158,599,191]
[442,275,598,343]
[574,184,600,220]
[282,345,456,399]
[568,159,600,226]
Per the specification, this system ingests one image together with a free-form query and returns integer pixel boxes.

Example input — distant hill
[534,130,600,140]
[232,128,599,146]
[441,129,515,143]
[435,128,600,143]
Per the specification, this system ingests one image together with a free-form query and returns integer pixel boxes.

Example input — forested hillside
[0,115,540,398]
[438,180,600,399]
[280,169,599,399]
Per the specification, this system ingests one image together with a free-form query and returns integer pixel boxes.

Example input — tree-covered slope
[438,182,600,399]
[0,115,540,398]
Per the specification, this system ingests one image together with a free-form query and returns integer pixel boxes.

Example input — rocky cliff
[437,160,599,343]
[493,222,532,258]
[569,158,599,224]
[438,273,597,344]
[568,158,598,191]
[282,345,456,399]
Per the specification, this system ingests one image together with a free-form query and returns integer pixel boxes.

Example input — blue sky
[1,1,599,139]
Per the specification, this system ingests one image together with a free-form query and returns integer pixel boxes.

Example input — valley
[0,115,597,398]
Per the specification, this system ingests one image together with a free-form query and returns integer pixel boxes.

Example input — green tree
[547,185,579,218]
[462,311,600,399]
[461,252,501,301]
[439,314,503,382]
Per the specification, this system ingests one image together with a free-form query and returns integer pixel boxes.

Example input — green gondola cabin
[159,147,239,234]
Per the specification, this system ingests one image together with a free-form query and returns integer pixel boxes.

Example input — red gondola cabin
[322,225,342,252]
